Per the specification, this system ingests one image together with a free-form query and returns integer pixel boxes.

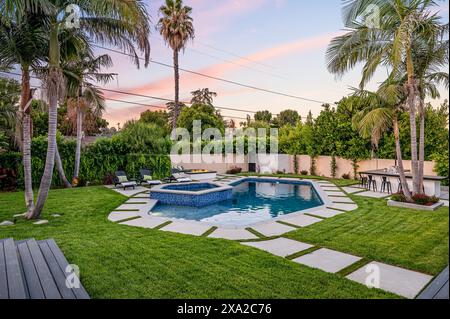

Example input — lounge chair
[113,171,137,190]
[165,169,193,183]
[139,169,162,187]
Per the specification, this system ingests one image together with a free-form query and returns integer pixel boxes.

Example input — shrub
[432,150,449,186]
[330,155,337,179]
[391,193,407,203]
[300,170,308,176]
[411,194,440,206]
[226,167,242,174]
[310,158,317,176]
[342,173,351,180]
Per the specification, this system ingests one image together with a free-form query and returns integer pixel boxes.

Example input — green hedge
[0,136,171,190]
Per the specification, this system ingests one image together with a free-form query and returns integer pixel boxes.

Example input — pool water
[151,180,324,227]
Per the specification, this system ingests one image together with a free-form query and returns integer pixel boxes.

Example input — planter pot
[387,200,445,211]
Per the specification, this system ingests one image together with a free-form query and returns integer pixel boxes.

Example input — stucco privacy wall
[171,154,436,178]
[292,155,437,178]
[171,154,248,174]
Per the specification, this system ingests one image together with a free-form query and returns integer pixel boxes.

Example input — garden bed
[387,200,444,211]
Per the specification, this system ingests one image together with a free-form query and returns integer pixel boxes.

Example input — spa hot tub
[150,182,233,207]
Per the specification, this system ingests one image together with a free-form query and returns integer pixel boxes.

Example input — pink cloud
[104,32,342,125]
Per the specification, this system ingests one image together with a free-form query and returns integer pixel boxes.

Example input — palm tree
[352,85,413,201]
[62,51,115,184]
[158,0,195,131]
[2,0,151,219]
[327,0,444,196]
[0,11,47,212]
[191,88,217,105]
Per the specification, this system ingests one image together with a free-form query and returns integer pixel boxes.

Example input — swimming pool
[151,179,324,227]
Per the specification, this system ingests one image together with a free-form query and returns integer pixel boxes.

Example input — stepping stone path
[311,209,345,218]
[280,214,322,227]
[328,203,358,211]
[342,187,365,194]
[0,220,14,226]
[108,211,140,222]
[250,221,297,237]
[120,216,169,229]
[208,228,258,240]
[159,220,212,236]
[347,261,433,299]
[293,248,362,273]
[33,220,49,225]
[328,196,355,204]
[354,191,390,199]
[243,238,313,257]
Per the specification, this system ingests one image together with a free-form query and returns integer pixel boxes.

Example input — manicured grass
[0,187,396,299]
[285,195,449,275]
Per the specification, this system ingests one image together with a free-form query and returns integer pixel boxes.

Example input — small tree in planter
[330,154,337,179]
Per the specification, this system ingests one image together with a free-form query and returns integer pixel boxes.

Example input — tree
[62,51,115,183]
[0,11,47,212]
[158,0,195,130]
[327,0,445,195]
[177,103,225,134]
[140,110,170,135]
[191,88,217,105]
[254,110,272,123]
[1,0,151,219]
[273,109,300,127]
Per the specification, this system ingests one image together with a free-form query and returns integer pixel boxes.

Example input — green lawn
[285,195,449,275]
[0,187,397,299]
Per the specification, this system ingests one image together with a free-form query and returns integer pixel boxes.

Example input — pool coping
[150,182,233,196]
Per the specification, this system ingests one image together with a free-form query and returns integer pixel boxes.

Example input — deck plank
[26,239,61,299]
[417,266,449,299]
[17,241,45,299]
[38,240,76,299]
[0,240,8,299]
[3,238,27,299]
[45,239,90,299]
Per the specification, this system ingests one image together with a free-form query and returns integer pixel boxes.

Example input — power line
[92,44,331,104]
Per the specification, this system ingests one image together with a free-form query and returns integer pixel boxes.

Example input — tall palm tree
[62,51,115,183]
[158,0,194,131]
[2,0,151,219]
[0,11,47,212]
[327,0,444,196]
[191,88,217,105]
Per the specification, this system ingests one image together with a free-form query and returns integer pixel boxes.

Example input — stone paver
[280,214,322,227]
[115,204,147,211]
[346,262,433,299]
[354,191,390,199]
[320,186,341,191]
[317,181,334,185]
[328,196,355,203]
[125,198,152,204]
[251,221,297,237]
[160,220,212,236]
[342,186,365,194]
[328,203,358,211]
[243,238,314,257]
[324,191,347,197]
[105,185,148,197]
[209,228,259,240]
[311,209,345,218]
[108,211,140,222]
[293,248,362,273]
[120,216,169,229]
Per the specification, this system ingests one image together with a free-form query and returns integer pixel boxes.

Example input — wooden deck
[0,238,89,299]
[417,266,449,299]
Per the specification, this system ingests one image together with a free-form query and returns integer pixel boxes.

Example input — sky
[93,0,450,127]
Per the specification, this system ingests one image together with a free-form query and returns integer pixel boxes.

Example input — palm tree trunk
[21,66,34,212]
[173,49,180,131]
[28,24,60,220]
[73,94,83,180]
[418,99,425,195]
[55,142,71,188]
[394,115,413,202]
[406,50,420,195]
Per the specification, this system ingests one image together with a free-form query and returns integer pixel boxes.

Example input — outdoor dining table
[360,169,447,197]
